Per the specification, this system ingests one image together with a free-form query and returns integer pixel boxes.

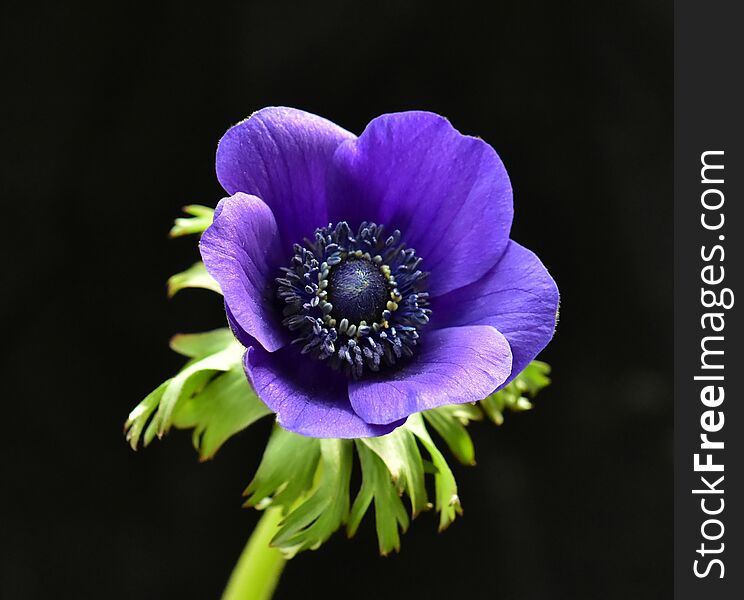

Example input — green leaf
[360,425,428,516]
[167,261,221,297]
[169,204,214,238]
[124,379,171,450]
[170,328,235,359]
[124,333,243,450]
[480,393,507,425]
[406,413,462,531]
[243,426,321,512]
[171,368,272,460]
[126,356,554,556]
[480,360,552,425]
[348,441,410,555]
[423,404,479,466]
[516,360,551,395]
[152,340,244,437]
[271,439,353,558]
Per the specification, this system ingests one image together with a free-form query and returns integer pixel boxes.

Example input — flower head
[200,107,558,438]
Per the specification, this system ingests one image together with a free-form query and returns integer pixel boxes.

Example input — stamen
[275,221,431,378]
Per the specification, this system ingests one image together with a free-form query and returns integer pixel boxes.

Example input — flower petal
[328,111,513,297]
[431,240,559,384]
[224,302,256,348]
[200,193,288,352]
[216,107,355,245]
[348,326,512,424]
[245,346,404,438]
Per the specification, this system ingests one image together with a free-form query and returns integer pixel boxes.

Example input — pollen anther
[275,221,431,378]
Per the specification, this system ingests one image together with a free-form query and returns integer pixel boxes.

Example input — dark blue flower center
[327,259,388,325]
[275,221,431,378]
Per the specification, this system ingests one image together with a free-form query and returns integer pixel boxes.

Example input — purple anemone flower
[200,107,559,438]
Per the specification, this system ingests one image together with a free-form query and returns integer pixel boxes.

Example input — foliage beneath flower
[167,262,220,297]
[169,205,215,238]
[270,439,353,557]
[126,325,551,555]
[480,361,551,425]
[348,441,410,554]
[125,328,266,461]
[234,363,548,558]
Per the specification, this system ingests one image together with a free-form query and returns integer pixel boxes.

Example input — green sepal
[243,426,321,512]
[348,441,410,555]
[167,262,221,297]
[169,205,214,238]
[270,439,353,558]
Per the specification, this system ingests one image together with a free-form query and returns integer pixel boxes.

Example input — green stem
[221,507,287,600]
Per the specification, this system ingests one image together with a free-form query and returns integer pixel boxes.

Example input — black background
[1,1,672,599]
